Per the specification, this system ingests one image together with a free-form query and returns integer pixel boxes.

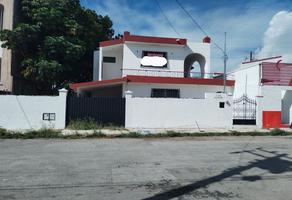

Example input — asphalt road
[1,137,292,200]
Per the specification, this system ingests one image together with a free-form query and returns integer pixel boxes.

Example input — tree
[0,0,114,94]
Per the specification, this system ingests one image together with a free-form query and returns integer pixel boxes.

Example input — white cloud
[257,11,292,62]
[88,0,291,71]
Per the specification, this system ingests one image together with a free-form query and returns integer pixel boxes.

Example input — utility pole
[223,32,228,94]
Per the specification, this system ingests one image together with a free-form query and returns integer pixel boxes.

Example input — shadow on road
[142,148,292,200]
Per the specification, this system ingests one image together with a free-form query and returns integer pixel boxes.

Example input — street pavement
[1,137,292,200]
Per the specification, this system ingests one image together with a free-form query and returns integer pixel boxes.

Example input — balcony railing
[122,68,224,79]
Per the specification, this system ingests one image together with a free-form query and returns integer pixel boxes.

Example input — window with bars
[0,5,3,81]
[151,89,180,98]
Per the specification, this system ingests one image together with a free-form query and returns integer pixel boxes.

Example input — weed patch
[67,119,125,130]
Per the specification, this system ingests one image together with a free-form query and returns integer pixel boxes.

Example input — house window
[103,56,116,63]
[219,102,225,108]
[151,89,180,98]
[0,5,3,30]
[141,51,167,68]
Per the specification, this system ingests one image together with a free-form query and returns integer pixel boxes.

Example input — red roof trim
[70,77,126,91]
[100,38,123,47]
[100,31,187,47]
[70,75,235,91]
[242,56,282,64]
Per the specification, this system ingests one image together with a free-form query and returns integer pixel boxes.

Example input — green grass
[67,119,125,130]
[0,128,61,139]
[115,129,292,138]
[0,128,291,139]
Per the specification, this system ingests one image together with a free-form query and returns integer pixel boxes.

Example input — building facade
[0,0,19,94]
[71,31,234,98]
[232,56,292,128]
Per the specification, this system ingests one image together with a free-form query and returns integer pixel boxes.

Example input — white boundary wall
[0,89,67,130]
[125,92,233,129]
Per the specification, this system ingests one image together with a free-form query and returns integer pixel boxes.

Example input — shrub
[270,128,289,136]
[67,119,125,130]
[67,118,101,130]
[21,129,61,139]
[0,128,12,138]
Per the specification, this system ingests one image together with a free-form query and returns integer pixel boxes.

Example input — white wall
[256,85,292,127]
[125,93,233,129]
[102,46,123,80]
[124,83,233,99]
[232,63,260,98]
[0,89,67,130]
[93,51,100,81]
[232,58,282,99]
[188,42,211,74]
[122,42,211,77]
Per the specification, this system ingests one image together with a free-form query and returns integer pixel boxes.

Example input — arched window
[184,53,206,78]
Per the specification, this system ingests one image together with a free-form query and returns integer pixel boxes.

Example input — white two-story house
[70,31,234,98]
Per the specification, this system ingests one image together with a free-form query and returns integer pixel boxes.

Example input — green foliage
[67,118,101,130]
[0,128,61,139]
[270,128,289,136]
[0,128,291,139]
[0,0,114,94]
[67,118,125,130]
[23,129,61,139]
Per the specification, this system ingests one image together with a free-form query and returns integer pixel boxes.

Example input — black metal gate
[66,96,125,126]
[233,95,257,125]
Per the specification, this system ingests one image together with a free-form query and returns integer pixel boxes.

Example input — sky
[81,0,292,72]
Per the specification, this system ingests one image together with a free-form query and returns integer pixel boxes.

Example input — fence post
[58,88,68,129]
[125,90,133,99]
[124,90,133,129]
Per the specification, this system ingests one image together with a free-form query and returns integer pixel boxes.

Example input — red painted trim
[281,124,290,128]
[126,75,235,86]
[70,75,235,91]
[125,34,187,45]
[262,111,282,128]
[242,56,282,64]
[100,31,187,47]
[70,77,126,91]
[100,38,123,47]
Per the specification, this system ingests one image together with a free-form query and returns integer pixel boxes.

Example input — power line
[174,0,224,53]
[154,0,182,37]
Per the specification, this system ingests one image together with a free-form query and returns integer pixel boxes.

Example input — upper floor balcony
[122,68,224,79]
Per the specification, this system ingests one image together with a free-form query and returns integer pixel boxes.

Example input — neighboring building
[231,56,292,128]
[0,0,19,94]
[71,31,234,98]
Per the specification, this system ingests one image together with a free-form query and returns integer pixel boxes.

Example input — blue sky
[81,0,292,72]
